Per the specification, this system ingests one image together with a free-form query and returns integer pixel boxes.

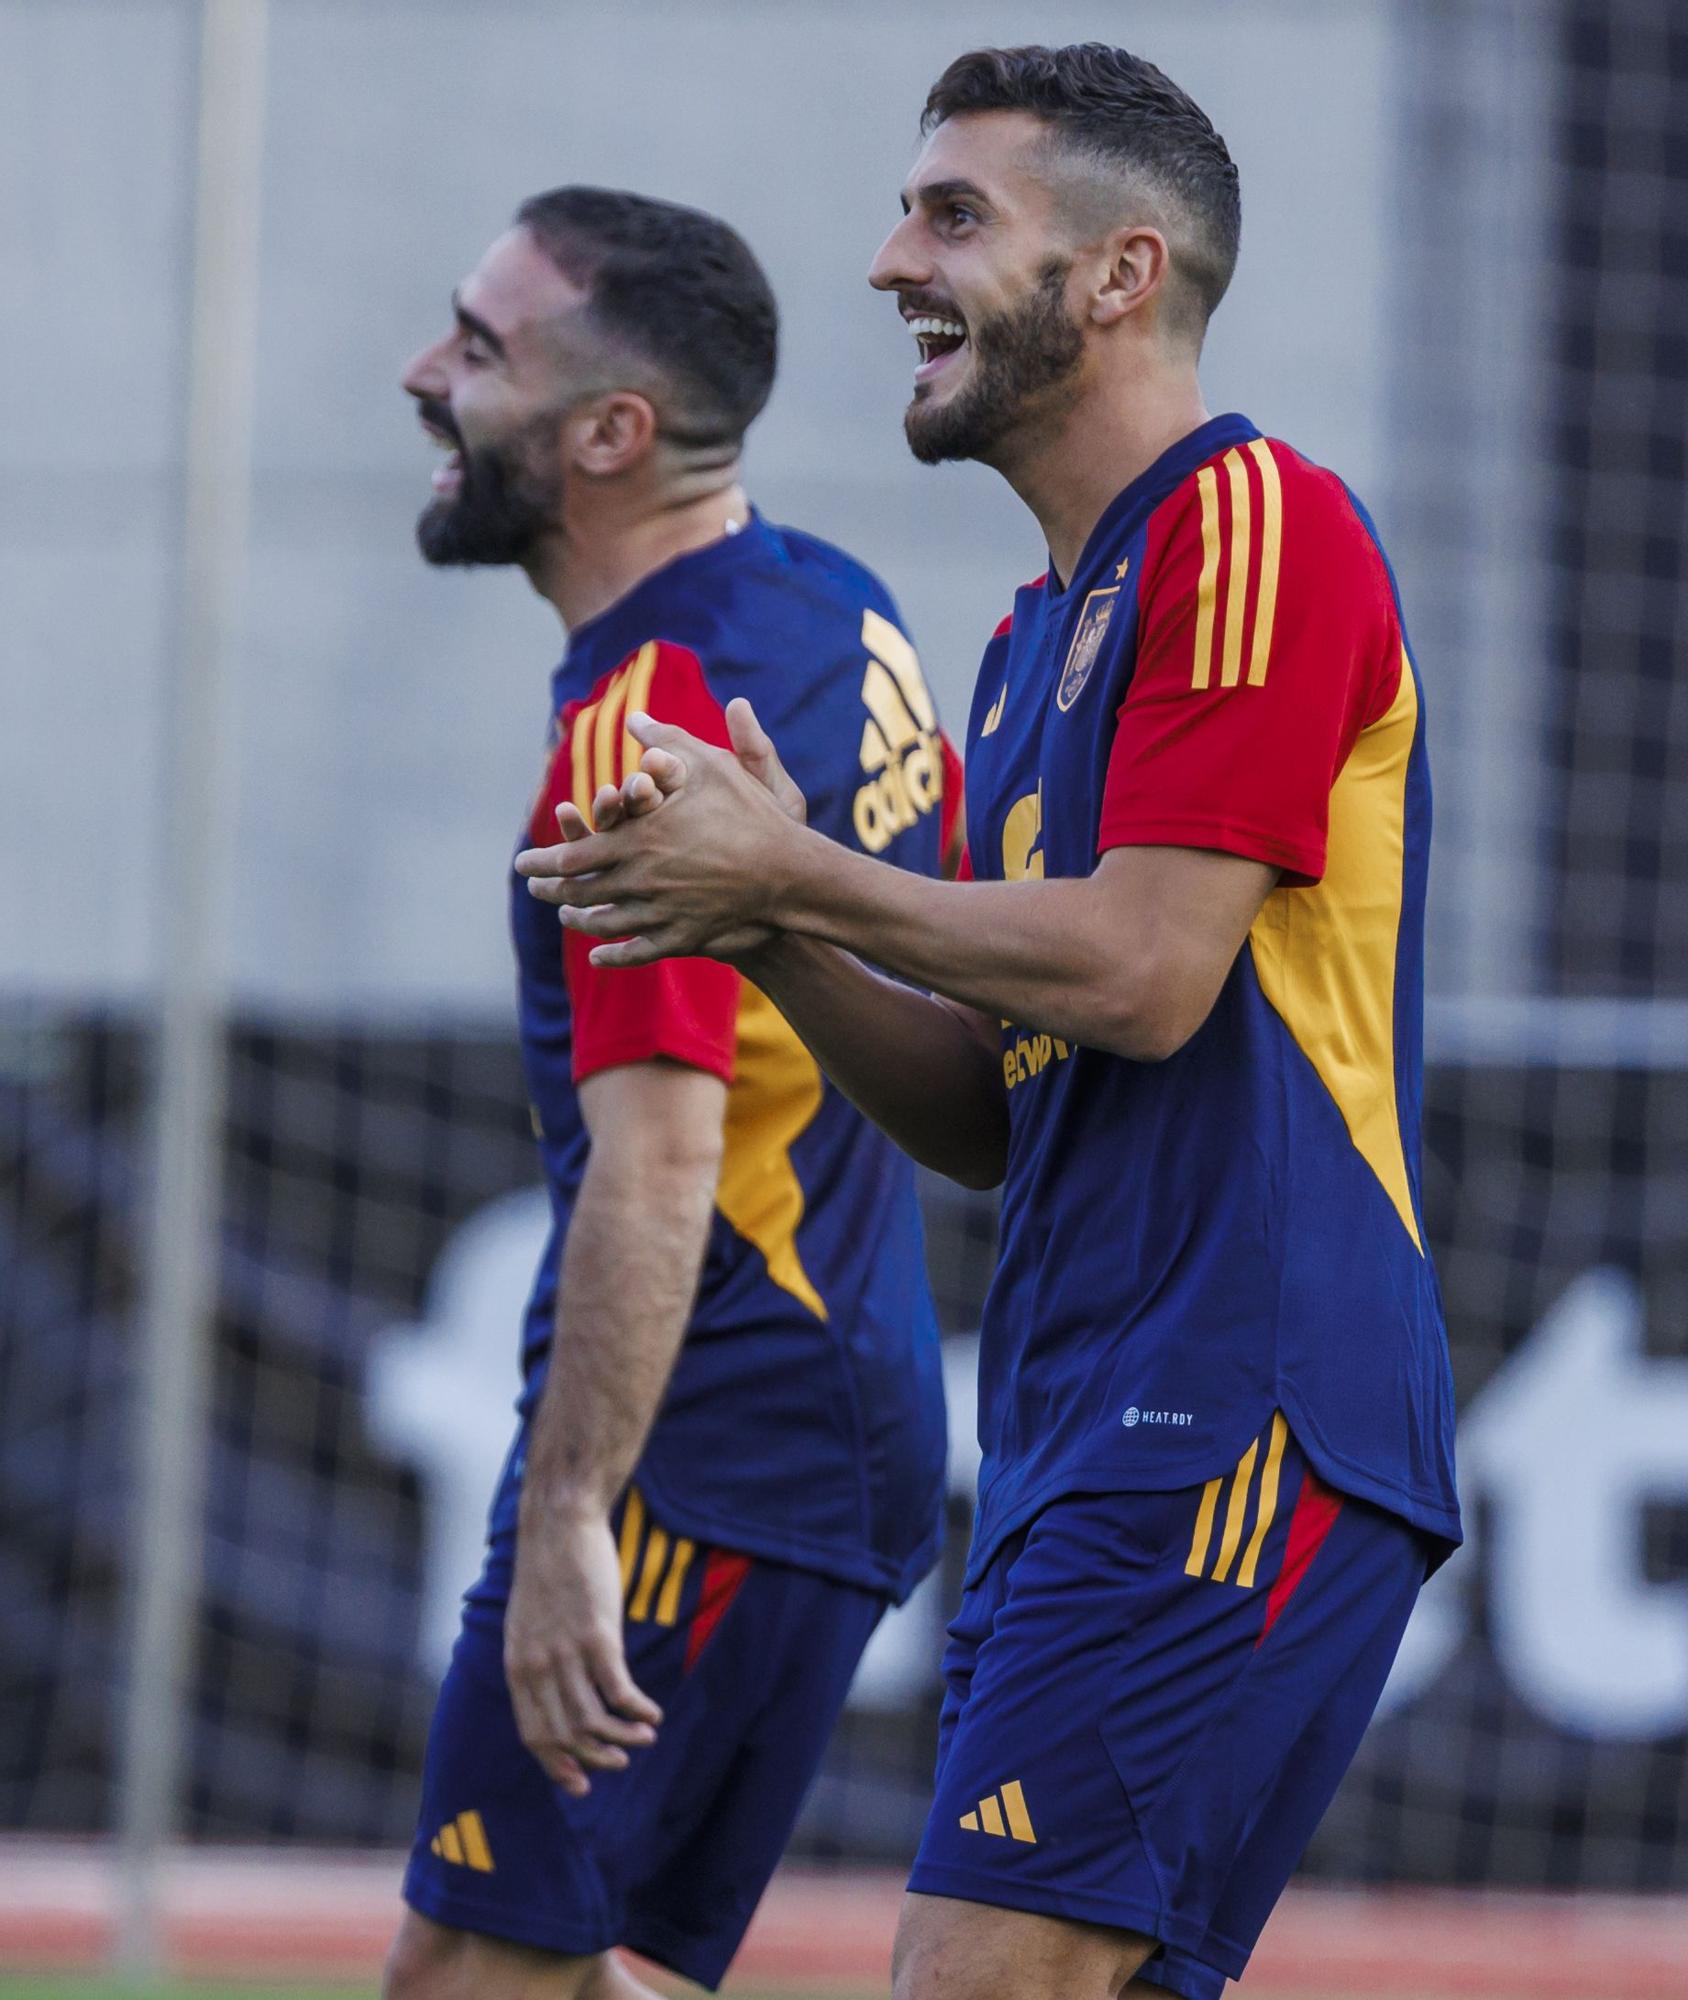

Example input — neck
[995,360,1210,587]
[524,471,751,630]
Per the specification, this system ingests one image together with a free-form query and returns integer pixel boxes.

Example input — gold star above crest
[1114,558,1131,580]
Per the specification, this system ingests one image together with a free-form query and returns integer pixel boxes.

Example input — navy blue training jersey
[506,512,957,1602]
[961,414,1461,1582]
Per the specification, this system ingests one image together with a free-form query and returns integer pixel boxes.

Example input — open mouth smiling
[907,312,969,383]
[419,412,465,495]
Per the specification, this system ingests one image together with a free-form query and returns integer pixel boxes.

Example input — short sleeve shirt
[959,415,1461,1580]
[508,515,959,1601]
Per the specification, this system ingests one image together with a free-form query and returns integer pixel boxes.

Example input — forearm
[774,834,1152,1056]
[523,730,1268,1063]
[743,934,1008,1188]
[520,1140,719,1527]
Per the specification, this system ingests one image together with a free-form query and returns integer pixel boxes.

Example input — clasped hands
[516,698,809,966]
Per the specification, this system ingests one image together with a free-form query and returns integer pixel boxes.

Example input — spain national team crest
[1056,586,1119,712]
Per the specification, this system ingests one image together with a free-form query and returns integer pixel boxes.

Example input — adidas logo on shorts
[959,1779,1037,1845]
[429,1808,495,1872]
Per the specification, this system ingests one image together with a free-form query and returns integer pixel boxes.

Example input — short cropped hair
[923,44,1241,337]
[515,187,778,450]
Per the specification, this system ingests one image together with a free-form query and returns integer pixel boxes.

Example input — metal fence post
[114,0,269,1975]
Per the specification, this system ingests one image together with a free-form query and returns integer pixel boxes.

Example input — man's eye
[948,205,976,229]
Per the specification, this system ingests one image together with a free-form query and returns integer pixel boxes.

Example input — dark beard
[415,412,563,567]
[905,258,1085,466]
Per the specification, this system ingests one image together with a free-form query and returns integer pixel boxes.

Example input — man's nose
[402,336,450,401]
[868,213,927,294]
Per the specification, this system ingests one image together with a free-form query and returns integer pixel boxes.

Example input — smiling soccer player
[387,190,960,2000]
[519,46,1463,2000]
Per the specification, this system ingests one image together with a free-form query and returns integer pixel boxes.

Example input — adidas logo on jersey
[959,1779,1037,1845]
[429,1808,495,1872]
[854,608,943,853]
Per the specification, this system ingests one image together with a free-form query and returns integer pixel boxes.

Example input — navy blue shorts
[403,1482,885,1990]
[909,1416,1428,2000]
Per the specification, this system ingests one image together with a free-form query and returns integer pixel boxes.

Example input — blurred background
[3,0,1685,1994]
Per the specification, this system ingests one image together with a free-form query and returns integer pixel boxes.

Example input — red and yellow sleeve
[1097,439,1401,887]
[534,640,742,1086]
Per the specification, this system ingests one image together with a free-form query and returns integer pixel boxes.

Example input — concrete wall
[4,0,1402,1011]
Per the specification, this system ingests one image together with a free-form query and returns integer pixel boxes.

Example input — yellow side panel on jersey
[1247,652,1422,1251]
[715,984,828,1321]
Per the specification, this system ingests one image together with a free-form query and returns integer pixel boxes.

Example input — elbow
[1115,995,1203,1063]
[946,1151,1007,1193]
[952,1108,1010,1190]
[1089,971,1212,1065]
[595,1129,725,1192]
[664,1135,728,1185]
[1115,1017,1196,1065]
[928,1085,1008,1191]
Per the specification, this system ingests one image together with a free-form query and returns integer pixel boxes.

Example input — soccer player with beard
[519,47,1463,2000]
[385,189,959,2000]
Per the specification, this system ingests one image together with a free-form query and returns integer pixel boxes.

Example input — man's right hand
[720,697,808,824]
[554,697,806,963]
[504,1508,662,1798]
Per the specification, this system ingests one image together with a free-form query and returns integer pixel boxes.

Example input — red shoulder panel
[542,640,741,1086]
[1097,439,1402,886]
[938,730,966,876]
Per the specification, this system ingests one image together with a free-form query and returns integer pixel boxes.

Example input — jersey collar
[554,508,774,689]
[1048,412,1259,599]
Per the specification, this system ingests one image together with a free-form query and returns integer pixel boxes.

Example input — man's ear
[567,390,660,476]
[1090,223,1170,328]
